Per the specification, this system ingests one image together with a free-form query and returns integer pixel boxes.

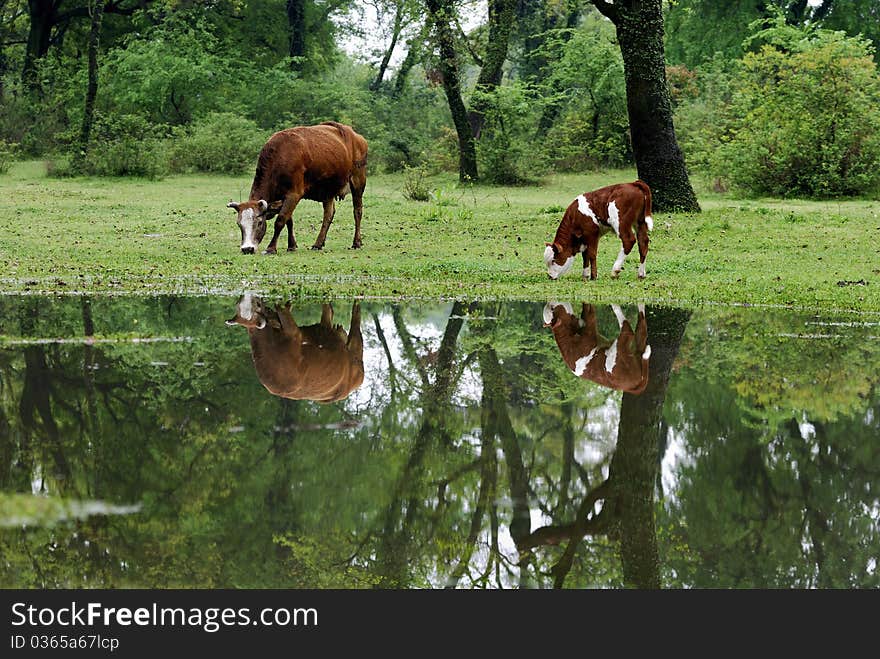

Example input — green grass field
[1,161,878,311]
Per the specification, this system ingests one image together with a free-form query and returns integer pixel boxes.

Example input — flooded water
[0,295,878,588]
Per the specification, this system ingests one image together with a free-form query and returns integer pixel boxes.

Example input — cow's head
[543,242,575,280]
[227,199,269,254]
[225,293,268,330]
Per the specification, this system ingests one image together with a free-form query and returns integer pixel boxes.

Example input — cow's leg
[312,199,336,250]
[266,193,301,254]
[320,303,334,327]
[347,301,363,358]
[611,229,636,278]
[636,220,650,279]
[350,174,366,249]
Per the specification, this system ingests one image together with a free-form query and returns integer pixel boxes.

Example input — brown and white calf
[543,302,651,395]
[227,121,368,254]
[544,180,653,280]
[226,294,364,403]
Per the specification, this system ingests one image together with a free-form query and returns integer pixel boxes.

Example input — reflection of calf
[227,294,364,403]
[543,303,651,395]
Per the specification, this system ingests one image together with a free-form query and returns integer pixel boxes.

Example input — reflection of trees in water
[1,297,879,588]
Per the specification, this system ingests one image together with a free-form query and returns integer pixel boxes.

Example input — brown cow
[226,121,368,254]
[544,180,653,281]
[543,302,651,395]
[226,294,364,403]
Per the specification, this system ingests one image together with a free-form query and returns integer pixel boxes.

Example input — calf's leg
[611,229,636,278]
[636,221,649,279]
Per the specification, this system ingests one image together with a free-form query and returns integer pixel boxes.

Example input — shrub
[70,114,168,178]
[716,30,880,197]
[168,113,267,174]
[402,164,431,201]
[0,140,18,174]
[475,84,543,185]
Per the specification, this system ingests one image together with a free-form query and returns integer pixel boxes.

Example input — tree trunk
[72,0,103,171]
[610,306,690,589]
[370,2,405,91]
[467,0,516,139]
[22,0,56,91]
[426,0,478,181]
[393,20,429,96]
[286,0,306,72]
[593,0,700,212]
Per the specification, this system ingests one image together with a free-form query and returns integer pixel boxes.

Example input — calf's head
[227,200,269,254]
[543,242,575,280]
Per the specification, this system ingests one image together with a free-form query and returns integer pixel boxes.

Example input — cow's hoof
[310,244,323,251]
[611,270,621,279]
[351,241,362,249]
[638,274,647,280]
[287,247,296,252]
[263,248,277,255]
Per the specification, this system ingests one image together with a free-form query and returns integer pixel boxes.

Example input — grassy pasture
[1,161,878,311]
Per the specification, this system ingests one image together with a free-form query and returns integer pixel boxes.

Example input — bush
[712,29,880,197]
[68,114,168,178]
[0,140,18,174]
[475,84,543,185]
[168,113,267,174]
[402,164,431,201]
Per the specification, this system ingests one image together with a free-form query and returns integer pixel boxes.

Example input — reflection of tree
[516,307,690,588]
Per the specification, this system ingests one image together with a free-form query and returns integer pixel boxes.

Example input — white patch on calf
[612,304,626,328]
[542,302,574,325]
[577,195,601,227]
[607,201,621,236]
[638,303,646,315]
[573,348,598,376]
[604,339,618,373]
[583,267,590,280]
[547,256,574,280]
[240,208,257,251]
[612,247,627,274]
[642,345,652,361]
[645,215,654,232]
[543,245,555,267]
[238,293,255,321]
[638,261,647,279]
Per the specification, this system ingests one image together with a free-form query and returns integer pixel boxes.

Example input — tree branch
[591,0,618,23]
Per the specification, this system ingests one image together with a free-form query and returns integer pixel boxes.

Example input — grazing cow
[226,294,364,403]
[543,302,651,395]
[226,121,368,254]
[544,180,653,281]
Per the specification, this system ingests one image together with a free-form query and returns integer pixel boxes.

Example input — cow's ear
[257,199,268,213]
[227,200,240,212]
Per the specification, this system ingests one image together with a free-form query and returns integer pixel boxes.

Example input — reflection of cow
[226,294,364,403]
[543,302,651,395]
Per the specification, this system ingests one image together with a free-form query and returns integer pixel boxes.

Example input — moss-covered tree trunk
[72,0,104,173]
[22,0,56,91]
[425,0,478,182]
[286,0,306,72]
[592,0,700,212]
[467,0,516,139]
[610,307,690,588]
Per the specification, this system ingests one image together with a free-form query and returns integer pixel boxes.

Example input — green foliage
[474,83,543,184]
[0,139,18,174]
[402,163,431,201]
[99,12,240,125]
[720,31,880,197]
[168,113,268,175]
[537,23,631,170]
[69,114,168,178]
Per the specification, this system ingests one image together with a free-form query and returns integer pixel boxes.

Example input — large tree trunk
[72,0,103,171]
[22,0,56,91]
[426,0,478,182]
[286,0,306,72]
[467,0,516,139]
[592,0,700,212]
[610,307,690,589]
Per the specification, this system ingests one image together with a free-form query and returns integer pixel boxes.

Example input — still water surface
[0,295,878,588]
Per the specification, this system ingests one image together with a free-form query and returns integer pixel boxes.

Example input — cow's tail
[633,179,653,232]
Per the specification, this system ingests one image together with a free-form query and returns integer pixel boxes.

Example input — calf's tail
[633,179,653,232]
